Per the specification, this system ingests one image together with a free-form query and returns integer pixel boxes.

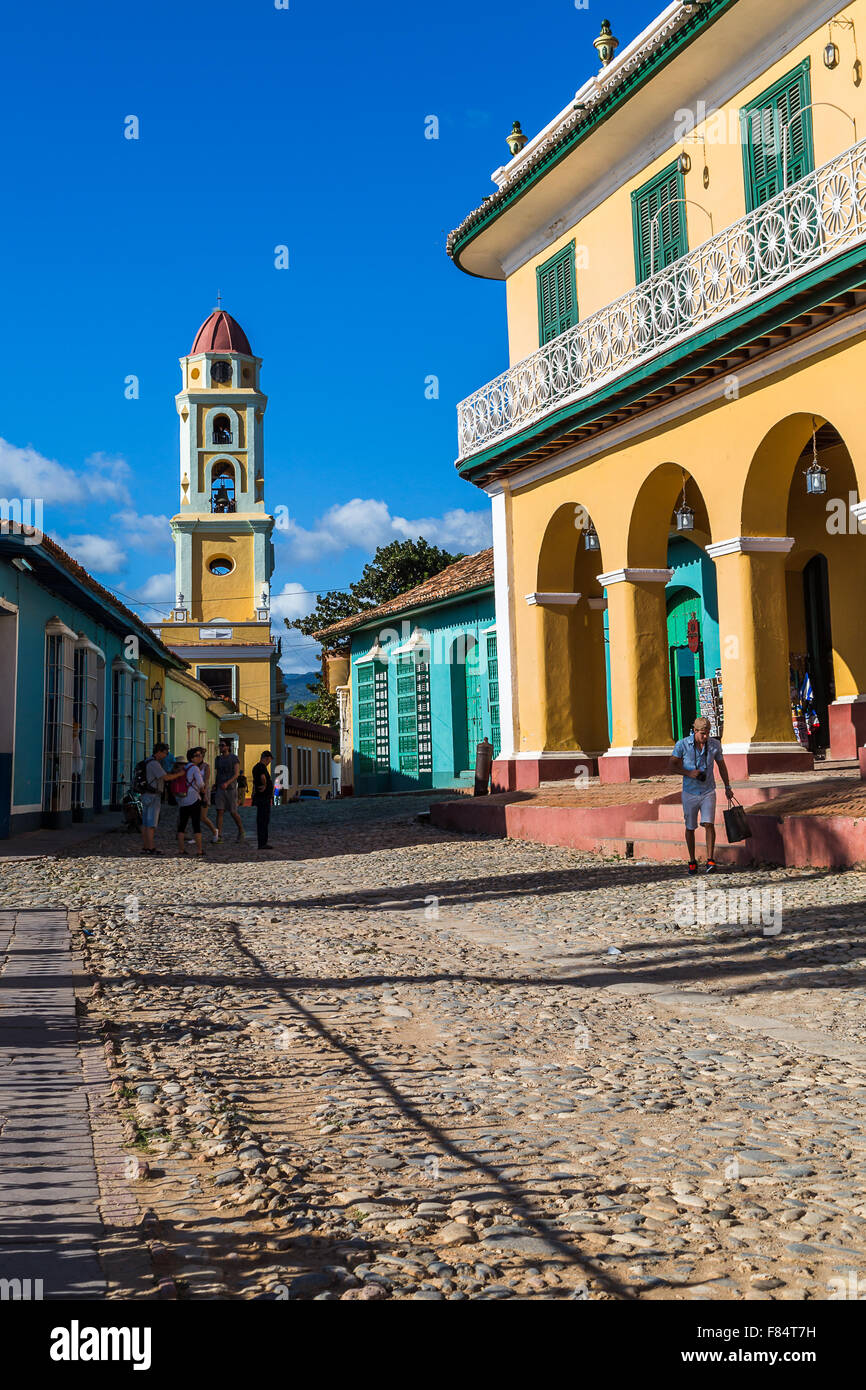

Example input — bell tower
[171,307,274,624]
[154,307,281,784]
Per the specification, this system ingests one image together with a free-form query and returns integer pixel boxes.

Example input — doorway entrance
[667,589,704,742]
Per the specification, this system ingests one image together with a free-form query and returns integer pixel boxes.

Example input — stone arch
[742,412,866,751]
[534,502,609,758]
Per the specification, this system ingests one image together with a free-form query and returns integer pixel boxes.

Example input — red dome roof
[190,309,252,356]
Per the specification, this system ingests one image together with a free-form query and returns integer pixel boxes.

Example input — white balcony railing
[457,136,866,461]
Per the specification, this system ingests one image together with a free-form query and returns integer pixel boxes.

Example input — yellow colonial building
[450,0,866,787]
[153,308,282,780]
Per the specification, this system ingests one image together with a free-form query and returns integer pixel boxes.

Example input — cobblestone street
[2,794,866,1301]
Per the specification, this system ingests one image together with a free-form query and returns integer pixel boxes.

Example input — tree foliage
[284,537,463,723]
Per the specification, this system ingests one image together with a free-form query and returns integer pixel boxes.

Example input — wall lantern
[583,521,600,552]
[805,419,828,495]
[149,681,162,706]
[675,472,695,531]
[824,40,841,69]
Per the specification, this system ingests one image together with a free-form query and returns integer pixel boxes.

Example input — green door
[486,632,501,757]
[667,590,704,742]
[465,642,482,761]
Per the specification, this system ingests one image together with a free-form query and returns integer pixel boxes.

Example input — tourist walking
[670,716,734,875]
[198,751,219,843]
[251,750,274,850]
[137,742,171,855]
[213,739,245,842]
[176,747,206,857]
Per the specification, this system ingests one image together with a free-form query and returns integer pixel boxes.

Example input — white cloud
[269,580,315,623]
[0,439,132,511]
[57,533,128,575]
[277,497,491,563]
[132,572,175,606]
[112,509,173,548]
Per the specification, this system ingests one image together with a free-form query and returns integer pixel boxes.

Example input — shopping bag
[723,798,751,843]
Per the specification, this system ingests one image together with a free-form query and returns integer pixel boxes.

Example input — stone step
[627,837,756,866]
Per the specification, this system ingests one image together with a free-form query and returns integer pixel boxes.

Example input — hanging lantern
[584,520,600,552]
[805,419,828,495]
[824,40,840,69]
[676,471,695,531]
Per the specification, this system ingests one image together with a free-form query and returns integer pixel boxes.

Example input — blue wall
[0,559,130,830]
[350,589,497,794]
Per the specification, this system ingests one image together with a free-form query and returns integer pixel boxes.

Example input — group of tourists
[137,739,275,856]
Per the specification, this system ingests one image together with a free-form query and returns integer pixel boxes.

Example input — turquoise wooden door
[667,590,703,742]
[465,642,482,759]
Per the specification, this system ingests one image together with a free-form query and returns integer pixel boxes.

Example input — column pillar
[598,568,674,784]
[707,536,812,777]
[832,500,866,761]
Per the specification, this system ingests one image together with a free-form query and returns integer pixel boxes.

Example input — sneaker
[706,859,717,874]
[212,833,220,844]
[687,861,698,876]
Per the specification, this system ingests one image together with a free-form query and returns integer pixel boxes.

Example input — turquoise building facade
[317,551,498,796]
[0,529,187,837]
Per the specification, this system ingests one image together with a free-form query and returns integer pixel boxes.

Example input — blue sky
[0,0,659,670]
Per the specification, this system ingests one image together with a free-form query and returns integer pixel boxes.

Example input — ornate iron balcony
[457,136,866,461]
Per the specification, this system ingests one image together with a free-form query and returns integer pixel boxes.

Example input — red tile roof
[314,548,494,643]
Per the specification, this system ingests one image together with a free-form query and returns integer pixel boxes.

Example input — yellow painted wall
[506,5,866,363]
[508,338,866,752]
[187,533,256,622]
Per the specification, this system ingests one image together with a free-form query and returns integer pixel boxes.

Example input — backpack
[131,759,151,795]
[168,768,189,799]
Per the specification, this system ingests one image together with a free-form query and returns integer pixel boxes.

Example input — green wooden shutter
[486,632,501,757]
[632,163,686,282]
[741,60,813,211]
[536,242,578,345]
[358,661,389,780]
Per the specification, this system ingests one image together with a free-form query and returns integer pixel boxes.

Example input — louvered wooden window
[632,163,687,283]
[536,242,578,345]
[741,60,813,211]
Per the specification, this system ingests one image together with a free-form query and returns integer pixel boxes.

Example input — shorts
[178,801,202,834]
[683,790,717,831]
[141,792,161,829]
[214,786,238,811]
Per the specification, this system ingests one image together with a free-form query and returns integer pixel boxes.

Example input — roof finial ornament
[505,120,528,157]
[593,18,619,67]
[216,289,222,310]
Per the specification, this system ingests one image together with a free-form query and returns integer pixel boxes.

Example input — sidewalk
[0,815,124,860]
[0,909,153,1300]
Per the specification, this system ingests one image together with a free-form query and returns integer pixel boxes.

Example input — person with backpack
[251,750,274,850]
[136,743,171,855]
[176,747,206,857]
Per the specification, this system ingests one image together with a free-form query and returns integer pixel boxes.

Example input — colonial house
[449,0,866,788]
[0,526,225,837]
[315,550,498,795]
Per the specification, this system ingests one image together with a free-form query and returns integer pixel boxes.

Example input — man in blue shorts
[670,716,734,875]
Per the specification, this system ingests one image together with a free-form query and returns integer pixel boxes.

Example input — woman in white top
[176,747,206,857]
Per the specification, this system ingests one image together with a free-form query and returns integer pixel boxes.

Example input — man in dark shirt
[251,750,274,850]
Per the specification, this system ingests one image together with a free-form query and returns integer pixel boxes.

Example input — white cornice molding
[525,591,582,607]
[849,500,866,522]
[705,536,795,557]
[597,568,673,585]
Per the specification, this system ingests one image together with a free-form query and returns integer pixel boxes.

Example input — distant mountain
[283,671,319,708]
